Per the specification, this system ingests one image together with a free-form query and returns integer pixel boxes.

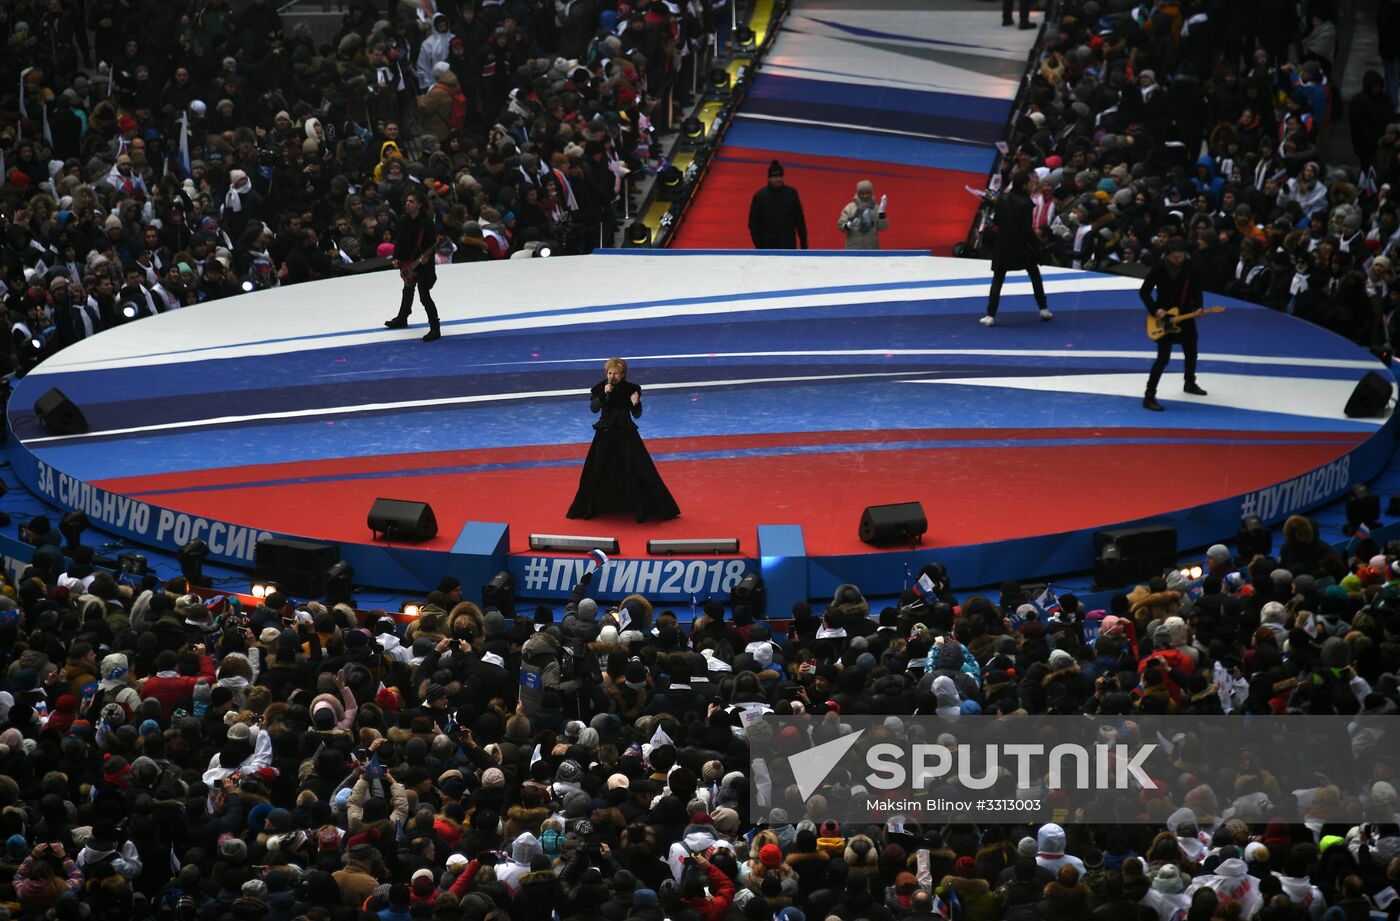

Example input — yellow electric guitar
[1147,305,1226,340]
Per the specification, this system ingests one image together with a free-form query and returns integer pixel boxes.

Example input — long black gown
[566,378,680,521]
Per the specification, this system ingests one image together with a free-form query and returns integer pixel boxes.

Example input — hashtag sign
[523,557,550,592]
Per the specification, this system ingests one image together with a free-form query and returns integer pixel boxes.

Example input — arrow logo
[789,729,865,801]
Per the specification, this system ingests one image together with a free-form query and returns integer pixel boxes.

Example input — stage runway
[9,252,1393,600]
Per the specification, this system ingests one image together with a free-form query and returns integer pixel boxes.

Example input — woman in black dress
[566,358,680,522]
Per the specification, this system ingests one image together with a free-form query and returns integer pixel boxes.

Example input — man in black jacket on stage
[1141,238,1209,411]
[384,191,443,342]
[982,170,1052,326]
[748,160,808,250]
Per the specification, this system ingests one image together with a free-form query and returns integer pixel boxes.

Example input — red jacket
[142,656,215,719]
[682,863,736,921]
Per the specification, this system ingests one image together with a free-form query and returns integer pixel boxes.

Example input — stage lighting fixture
[735,26,756,46]
[708,67,729,90]
[659,165,683,190]
[482,570,515,613]
[1179,565,1203,581]
[250,580,282,599]
[647,538,740,555]
[529,534,620,554]
[116,552,147,576]
[1346,483,1382,533]
[731,572,766,616]
[323,560,355,606]
[401,601,423,619]
[28,337,44,354]
[241,280,255,292]
[681,117,705,140]
[1236,515,1271,560]
[627,222,651,247]
[1093,540,1124,588]
[120,301,139,320]
[533,244,553,258]
[59,510,88,550]
[178,538,210,587]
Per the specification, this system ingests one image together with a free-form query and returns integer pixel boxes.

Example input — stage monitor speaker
[34,388,88,435]
[1094,525,1178,583]
[254,537,341,597]
[858,501,928,545]
[1345,371,1392,417]
[368,498,438,542]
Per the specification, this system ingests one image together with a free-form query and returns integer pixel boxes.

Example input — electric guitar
[398,247,434,283]
[1147,305,1226,341]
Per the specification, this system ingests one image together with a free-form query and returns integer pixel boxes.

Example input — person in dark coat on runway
[982,170,1052,327]
[567,358,680,523]
[748,160,808,249]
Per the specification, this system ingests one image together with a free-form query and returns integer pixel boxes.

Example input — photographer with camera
[13,842,83,911]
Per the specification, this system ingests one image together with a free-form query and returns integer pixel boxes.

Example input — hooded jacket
[1036,825,1085,876]
[497,832,542,894]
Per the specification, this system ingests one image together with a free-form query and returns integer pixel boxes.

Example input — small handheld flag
[589,548,609,570]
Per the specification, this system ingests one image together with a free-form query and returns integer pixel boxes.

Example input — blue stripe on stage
[37,376,1377,483]
[748,73,1011,123]
[26,296,1375,416]
[722,121,996,173]
[741,95,1004,145]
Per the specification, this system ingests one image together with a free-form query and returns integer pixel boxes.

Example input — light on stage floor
[646,538,740,555]
[529,534,621,554]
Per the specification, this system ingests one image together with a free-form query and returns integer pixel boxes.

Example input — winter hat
[768,160,784,177]
[556,760,583,784]
[241,880,267,901]
[1152,864,1184,893]
[481,768,506,789]
[635,889,658,908]
[711,807,741,834]
[219,837,248,862]
[760,843,783,868]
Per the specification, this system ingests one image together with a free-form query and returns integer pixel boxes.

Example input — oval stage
[8,252,1394,605]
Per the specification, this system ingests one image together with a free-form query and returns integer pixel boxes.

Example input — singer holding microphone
[567,358,680,523]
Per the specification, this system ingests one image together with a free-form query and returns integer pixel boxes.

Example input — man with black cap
[748,160,808,250]
[1141,237,1209,411]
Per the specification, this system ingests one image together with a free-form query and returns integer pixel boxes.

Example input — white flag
[178,109,191,176]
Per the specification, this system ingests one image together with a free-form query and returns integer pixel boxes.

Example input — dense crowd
[0,0,722,373]
[992,0,1400,359]
[0,512,1398,921]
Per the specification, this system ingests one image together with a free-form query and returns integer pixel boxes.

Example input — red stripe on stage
[668,146,987,253]
[91,427,1365,494]
[114,440,1360,557]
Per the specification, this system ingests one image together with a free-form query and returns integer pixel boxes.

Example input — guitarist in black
[384,191,443,342]
[1141,238,1208,411]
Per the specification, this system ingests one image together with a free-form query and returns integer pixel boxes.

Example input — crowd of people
[0,508,1398,921]
[5,2,1400,921]
[0,0,723,371]
[989,0,1400,358]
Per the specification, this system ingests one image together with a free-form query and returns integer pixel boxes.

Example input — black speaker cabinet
[1345,371,1392,417]
[858,501,928,545]
[254,538,341,597]
[368,498,438,542]
[1093,526,1178,584]
[34,388,88,435]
